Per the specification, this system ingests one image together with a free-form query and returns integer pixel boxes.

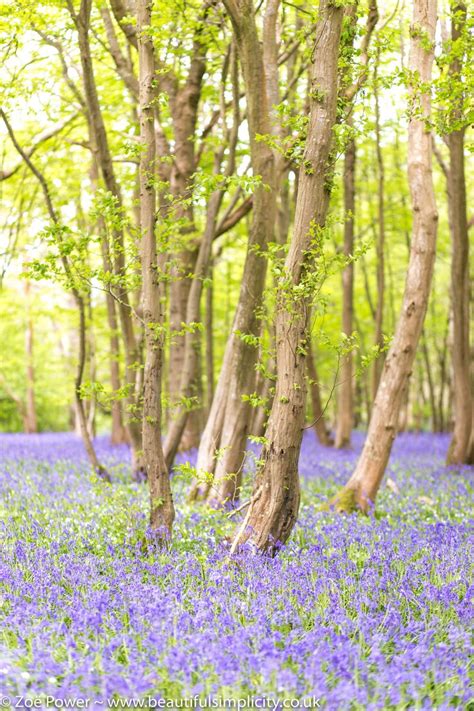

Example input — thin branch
[0,114,79,182]
[99,6,139,98]
[214,196,253,238]
[432,137,449,180]
[227,498,251,518]
[0,110,58,222]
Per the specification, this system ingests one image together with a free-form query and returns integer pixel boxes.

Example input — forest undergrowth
[0,433,472,708]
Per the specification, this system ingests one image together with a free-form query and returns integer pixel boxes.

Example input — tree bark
[436,313,450,431]
[230,0,343,554]
[446,2,472,464]
[332,0,438,512]
[137,0,175,537]
[106,284,128,445]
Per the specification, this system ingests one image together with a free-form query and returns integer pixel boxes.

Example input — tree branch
[1,114,78,182]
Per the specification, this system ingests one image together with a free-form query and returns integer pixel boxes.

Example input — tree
[137,0,175,537]
[307,338,333,447]
[0,109,110,482]
[443,3,472,465]
[335,0,378,448]
[230,0,344,554]
[370,45,386,402]
[190,0,277,506]
[163,1,217,454]
[332,0,438,512]
[68,0,145,477]
[23,278,38,434]
[162,41,241,471]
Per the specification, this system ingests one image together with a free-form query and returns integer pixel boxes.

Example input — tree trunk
[307,339,333,446]
[85,297,97,439]
[137,0,175,537]
[90,158,127,445]
[335,0,378,446]
[164,189,224,468]
[335,131,355,448]
[371,51,386,401]
[24,279,38,434]
[446,2,471,464]
[205,263,214,413]
[75,298,111,482]
[72,0,144,476]
[191,0,277,506]
[108,307,128,445]
[230,0,343,554]
[421,335,438,430]
[0,106,108,481]
[163,42,240,467]
[167,9,216,453]
[332,0,438,512]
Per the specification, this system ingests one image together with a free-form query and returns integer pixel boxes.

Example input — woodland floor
[0,431,472,709]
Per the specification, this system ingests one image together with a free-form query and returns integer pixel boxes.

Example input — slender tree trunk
[335,130,355,448]
[163,42,240,467]
[24,279,38,434]
[230,0,343,554]
[137,0,175,537]
[436,313,450,431]
[75,298,111,481]
[167,8,216,453]
[371,52,386,401]
[72,0,144,475]
[164,190,224,468]
[332,0,438,512]
[307,339,333,446]
[90,159,127,445]
[415,363,427,431]
[205,263,214,413]
[107,302,128,445]
[0,106,108,480]
[335,0,378,446]
[422,335,440,431]
[250,370,272,439]
[244,0,290,448]
[169,243,201,453]
[86,296,97,439]
[446,2,471,464]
